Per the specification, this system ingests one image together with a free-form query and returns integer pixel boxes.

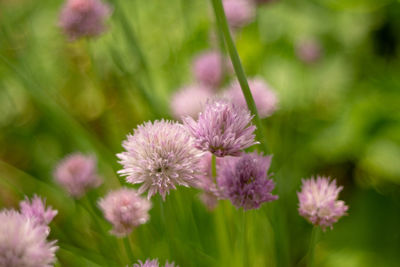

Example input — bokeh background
[1,0,399,266]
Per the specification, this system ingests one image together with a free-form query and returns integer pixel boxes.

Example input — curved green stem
[210,0,268,153]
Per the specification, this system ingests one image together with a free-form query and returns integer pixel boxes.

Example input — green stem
[210,0,268,153]
[307,226,320,267]
[123,237,135,264]
[211,154,217,182]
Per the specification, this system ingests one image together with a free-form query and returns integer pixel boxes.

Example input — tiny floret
[0,210,58,267]
[226,78,278,118]
[192,51,224,88]
[54,153,102,198]
[217,152,278,210]
[117,120,203,200]
[223,0,255,29]
[19,195,58,227]
[297,176,348,230]
[170,85,213,120]
[59,0,111,41]
[183,98,258,157]
[98,188,152,237]
[132,259,177,267]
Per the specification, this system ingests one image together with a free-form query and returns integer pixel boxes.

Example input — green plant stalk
[123,237,135,264]
[307,226,320,267]
[211,154,217,182]
[210,0,268,153]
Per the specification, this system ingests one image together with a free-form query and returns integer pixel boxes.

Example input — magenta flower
[183,98,258,157]
[59,0,111,41]
[225,78,278,118]
[98,188,152,237]
[295,39,322,63]
[0,210,58,267]
[170,84,213,120]
[297,177,348,230]
[217,152,278,210]
[19,195,57,227]
[117,120,202,200]
[54,153,102,198]
[132,259,177,267]
[192,51,224,88]
[223,0,255,29]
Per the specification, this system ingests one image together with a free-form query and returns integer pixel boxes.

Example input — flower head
[223,0,255,29]
[297,176,348,230]
[192,51,224,88]
[99,188,151,237]
[59,0,111,41]
[117,120,203,200]
[132,259,177,267]
[295,39,322,64]
[19,195,57,227]
[217,152,278,210]
[0,210,58,267]
[54,153,102,198]
[225,78,278,118]
[183,98,258,157]
[170,85,213,120]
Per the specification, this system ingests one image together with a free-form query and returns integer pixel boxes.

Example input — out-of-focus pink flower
[98,188,152,237]
[170,85,213,120]
[192,51,224,88]
[295,40,322,63]
[0,210,58,267]
[132,258,178,267]
[297,176,348,230]
[225,78,278,118]
[223,0,255,29]
[19,195,57,227]
[54,153,102,198]
[59,0,111,41]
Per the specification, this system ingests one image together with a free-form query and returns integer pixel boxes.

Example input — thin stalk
[307,226,320,267]
[123,237,135,264]
[210,0,268,153]
[211,154,217,182]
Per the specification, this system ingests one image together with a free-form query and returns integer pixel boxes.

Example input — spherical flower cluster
[170,85,213,120]
[225,78,278,118]
[217,152,278,210]
[223,0,255,29]
[297,176,348,230]
[117,120,203,200]
[19,195,58,227]
[99,188,151,237]
[183,98,258,157]
[295,40,322,64]
[59,0,111,41]
[0,210,58,267]
[132,259,177,267]
[192,51,224,88]
[54,153,102,198]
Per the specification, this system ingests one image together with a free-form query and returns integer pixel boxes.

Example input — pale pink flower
[54,153,102,198]
[98,188,152,237]
[19,195,57,227]
[223,0,255,29]
[192,51,224,88]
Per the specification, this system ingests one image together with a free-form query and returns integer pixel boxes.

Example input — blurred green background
[1,0,399,266]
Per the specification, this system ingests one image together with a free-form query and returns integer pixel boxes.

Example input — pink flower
[19,195,57,227]
[170,85,213,120]
[0,210,58,267]
[98,188,152,237]
[225,78,278,118]
[59,0,111,41]
[223,0,255,29]
[295,39,322,63]
[192,51,224,88]
[298,176,348,230]
[54,153,102,198]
